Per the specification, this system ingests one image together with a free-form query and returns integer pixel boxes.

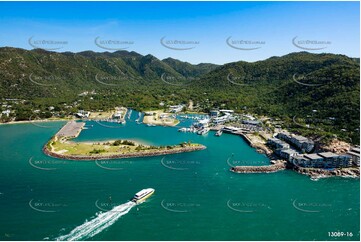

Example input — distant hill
[0,47,359,143]
[162,57,218,77]
[0,47,218,98]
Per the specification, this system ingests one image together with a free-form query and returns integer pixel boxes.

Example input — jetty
[230,160,287,174]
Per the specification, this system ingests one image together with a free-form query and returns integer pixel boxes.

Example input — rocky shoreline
[43,144,206,161]
[230,159,360,179]
[292,165,360,179]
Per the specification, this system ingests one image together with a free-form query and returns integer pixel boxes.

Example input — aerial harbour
[0,1,359,241]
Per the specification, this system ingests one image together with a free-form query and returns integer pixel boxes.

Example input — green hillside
[0,47,359,143]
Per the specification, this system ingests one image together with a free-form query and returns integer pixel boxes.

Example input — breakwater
[230,160,286,174]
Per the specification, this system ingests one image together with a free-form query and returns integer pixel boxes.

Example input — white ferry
[131,188,155,204]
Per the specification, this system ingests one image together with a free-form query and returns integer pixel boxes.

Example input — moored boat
[215,130,223,136]
[197,127,210,135]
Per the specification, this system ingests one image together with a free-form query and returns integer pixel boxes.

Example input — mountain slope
[0,48,359,143]
[162,57,219,77]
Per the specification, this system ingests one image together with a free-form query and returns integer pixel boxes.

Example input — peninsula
[43,121,206,160]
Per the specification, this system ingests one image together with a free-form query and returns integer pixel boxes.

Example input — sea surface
[0,111,359,241]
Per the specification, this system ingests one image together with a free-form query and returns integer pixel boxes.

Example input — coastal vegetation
[0,48,359,144]
[113,140,135,146]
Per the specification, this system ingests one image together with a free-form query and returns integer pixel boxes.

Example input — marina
[0,1,359,241]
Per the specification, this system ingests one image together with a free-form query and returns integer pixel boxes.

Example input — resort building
[318,152,351,168]
[292,154,311,167]
[210,110,219,117]
[290,152,351,168]
[277,132,314,153]
[267,138,290,150]
[219,109,234,114]
[303,153,324,168]
[169,105,184,113]
[347,147,360,166]
[276,148,298,161]
[269,134,352,169]
[75,110,90,118]
[212,113,231,124]
[112,111,123,119]
[242,120,261,126]
[242,114,256,120]
[1,110,11,117]
[222,126,241,133]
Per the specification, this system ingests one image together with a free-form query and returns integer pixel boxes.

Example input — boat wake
[55,201,136,241]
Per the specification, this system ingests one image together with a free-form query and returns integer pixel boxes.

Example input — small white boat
[215,130,223,136]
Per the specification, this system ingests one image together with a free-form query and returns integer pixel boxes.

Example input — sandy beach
[0,118,73,125]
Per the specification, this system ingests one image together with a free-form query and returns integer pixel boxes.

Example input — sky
[0,1,359,64]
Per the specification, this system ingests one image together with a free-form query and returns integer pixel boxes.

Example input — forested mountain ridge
[0,47,359,143]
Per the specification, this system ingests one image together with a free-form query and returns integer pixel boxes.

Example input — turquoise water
[0,111,359,241]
